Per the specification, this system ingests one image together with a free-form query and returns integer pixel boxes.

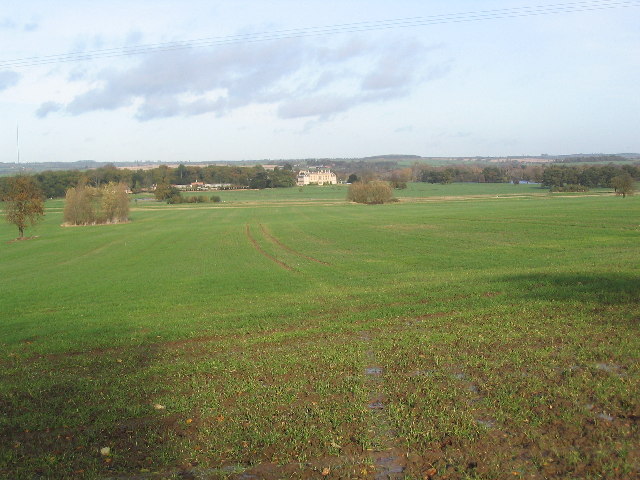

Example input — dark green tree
[249,171,270,189]
[154,182,180,201]
[175,164,190,185]
[481,166,507,183]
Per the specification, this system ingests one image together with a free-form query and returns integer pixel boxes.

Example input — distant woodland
[0,160,638,199]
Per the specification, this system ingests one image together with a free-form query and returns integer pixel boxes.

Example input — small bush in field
[64,181,129,225]
[347,181,394,204]
[550,184,589,193]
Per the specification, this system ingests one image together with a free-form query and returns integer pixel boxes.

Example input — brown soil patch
[60,220,130,227]
[380,224,436,231]
[482,291,502,297]
[7,235,39,243]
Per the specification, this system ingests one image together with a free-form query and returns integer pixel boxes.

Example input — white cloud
[23,21,39,32]
[0,18,16,29]
[35,101,63,118]
[278,94,357,119]
[41,36,449,122]
[0,70,20,91]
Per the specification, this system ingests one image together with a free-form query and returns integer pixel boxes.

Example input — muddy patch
[594,362,626,376]
[359,331,407,479]
[7,235,39,243]
[370,448,408,479]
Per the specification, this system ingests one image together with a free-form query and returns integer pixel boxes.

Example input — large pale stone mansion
[296,168,337,186]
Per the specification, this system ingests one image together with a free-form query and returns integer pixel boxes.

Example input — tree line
[553,155,627,163]
[0,164,296,199]
[539,164,638,189]
[2,161,637,202]
[385,163,639,189]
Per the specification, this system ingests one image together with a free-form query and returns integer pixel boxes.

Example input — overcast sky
[1,0,639,163]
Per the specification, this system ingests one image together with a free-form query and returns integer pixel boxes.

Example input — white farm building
[296,168,337,186]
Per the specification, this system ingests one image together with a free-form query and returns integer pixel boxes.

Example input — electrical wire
[1,0,638,69]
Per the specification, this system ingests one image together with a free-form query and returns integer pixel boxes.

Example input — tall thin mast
[16,122,20,164]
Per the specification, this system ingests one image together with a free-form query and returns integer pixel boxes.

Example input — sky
[1,0,639,163]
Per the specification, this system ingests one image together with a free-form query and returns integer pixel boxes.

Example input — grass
[0,183,638,479]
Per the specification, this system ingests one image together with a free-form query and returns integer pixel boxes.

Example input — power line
[1,0,638,69]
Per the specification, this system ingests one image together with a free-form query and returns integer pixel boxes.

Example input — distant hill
[2,152,637,176]
[361,154,422,162]
[0,160,108,175]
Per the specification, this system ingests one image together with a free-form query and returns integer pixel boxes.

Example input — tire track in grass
[360,331,407,479]
[259,223,331,265]
[245,224,294,271]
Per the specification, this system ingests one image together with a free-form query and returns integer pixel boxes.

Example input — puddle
[220,465,246,473]
[475,418,496,429]
[372,451,406,480]
[366,367,383,375]
[359,332,372,342]
[595,363,624,375]
[468,384,480,394]
[453,372,467,380]
[369,400,385,410]
[585,405,615,421]
[557,364,583,376]
[374,461,405,479]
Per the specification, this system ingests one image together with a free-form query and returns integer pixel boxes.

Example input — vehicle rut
[245,224,294,271]
[259,223,330,265]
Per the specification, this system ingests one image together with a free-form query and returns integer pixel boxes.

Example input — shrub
[611,174,635,198]
[101,183,130,222]
[154,183,179,201]
[167,194,209,204]
[549,184,589,193]
[166,193,182,204]
[64,182,97,225]
[211,195,221,203]
[347,181,394,204]
[64,182,129,225]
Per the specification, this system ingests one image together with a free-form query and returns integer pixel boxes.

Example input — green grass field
[1,183,638,479]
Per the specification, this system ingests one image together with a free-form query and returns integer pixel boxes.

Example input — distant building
[173,182,234,191]
[297,168,337,186]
